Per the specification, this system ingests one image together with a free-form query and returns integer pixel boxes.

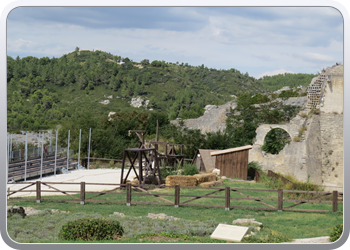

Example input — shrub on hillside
[330,224,343,242]
[58,218,124,241]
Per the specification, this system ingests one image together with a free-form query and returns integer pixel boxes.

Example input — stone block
[210,224,249,242]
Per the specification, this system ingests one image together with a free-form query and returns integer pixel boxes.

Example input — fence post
[333,191,338,212]
[175,185,180,207]
[36,181,41,203]
[278,189,283,211]
[126,183,131,206]
[80,182,85,205]
[225,187,230,210]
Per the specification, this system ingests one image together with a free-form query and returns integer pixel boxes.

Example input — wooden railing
[7,181,343,213]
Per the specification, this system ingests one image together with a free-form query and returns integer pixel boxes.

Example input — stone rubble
[147,213,180,221]
[109,212,180,221]
[7,206,70,216]
[232,218,263,226]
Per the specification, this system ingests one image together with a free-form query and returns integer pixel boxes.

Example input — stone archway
[254,124,297,146]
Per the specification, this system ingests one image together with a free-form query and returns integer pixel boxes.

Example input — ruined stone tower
[249,64,343,192]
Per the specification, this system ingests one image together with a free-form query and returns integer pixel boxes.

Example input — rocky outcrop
[99,100,110,105]
[130,96,149,108]
[171,102,236,134]
[170,95,307,135]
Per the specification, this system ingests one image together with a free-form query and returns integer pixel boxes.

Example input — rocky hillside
[171,90,308,134]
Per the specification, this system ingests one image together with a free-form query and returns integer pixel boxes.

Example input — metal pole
[67,130,70,170]
[156,119,159,142]
[25,133,28,181]
[38,132,41,157]
[88,128,91,170]
[78,129,81,170]
[49,130,52,154]
[10,134,12,162]
[54,130,58,177]
[40,133,44,180]
[7,134,9,182]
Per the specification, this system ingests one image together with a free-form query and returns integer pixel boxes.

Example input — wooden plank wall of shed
[215,150,248,180]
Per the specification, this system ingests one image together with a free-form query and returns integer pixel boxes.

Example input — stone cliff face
[170,102,237,134]
[171,96,307,135]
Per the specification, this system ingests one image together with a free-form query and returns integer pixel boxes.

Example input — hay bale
[130,179,139,185]
[199,180,223,188]
[165,175,197,187]
[193,173,218,184]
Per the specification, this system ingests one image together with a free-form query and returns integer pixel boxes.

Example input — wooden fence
[7,181,343,213]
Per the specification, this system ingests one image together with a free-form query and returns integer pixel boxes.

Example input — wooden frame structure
[128,130,146,148]
[147,141,184,167]
[120,147,162,186]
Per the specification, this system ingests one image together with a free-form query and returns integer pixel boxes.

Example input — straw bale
[165,175,198,187]
[199,180,223,188]
[193,173,218,184]
[131,179,140,185]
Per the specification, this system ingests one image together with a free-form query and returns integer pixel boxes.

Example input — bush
[58,218,124,241]
[261,128,290,154]
[182,164,199,176]
[330,224,343,242]
[293,136,301,142]
[160,167,177,179]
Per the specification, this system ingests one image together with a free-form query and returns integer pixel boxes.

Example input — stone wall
[319,114,343,191]
[249,64,343,192]
[249,113,310,182]
[305,115,322,185]
[320,65,343,114]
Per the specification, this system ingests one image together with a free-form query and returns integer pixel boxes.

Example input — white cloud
[8,38,35,51]
[255,69,295,79]
[299,52,335,63]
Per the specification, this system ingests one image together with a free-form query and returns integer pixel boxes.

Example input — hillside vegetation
[7,49,316,159]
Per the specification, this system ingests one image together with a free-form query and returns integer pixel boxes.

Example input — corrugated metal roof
[210,145,253,156]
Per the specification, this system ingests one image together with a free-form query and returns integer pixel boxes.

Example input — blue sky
[7,6,343,78]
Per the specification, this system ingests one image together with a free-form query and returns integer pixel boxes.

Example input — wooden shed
[191,149,218,172]
[210,145,253,180]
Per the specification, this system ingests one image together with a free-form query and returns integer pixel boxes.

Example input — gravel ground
[7,168,136,197]
[285,236,331,243]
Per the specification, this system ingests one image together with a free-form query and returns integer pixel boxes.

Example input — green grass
[7,179,343,243]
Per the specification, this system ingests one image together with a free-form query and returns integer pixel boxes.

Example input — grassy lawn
[7,179,343,243]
